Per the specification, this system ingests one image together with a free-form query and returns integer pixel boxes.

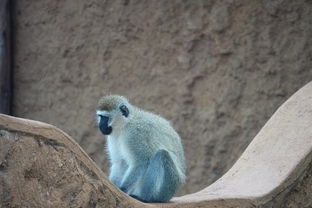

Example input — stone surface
[0,115,143,208]
[13,0,312,195]
[1,82,311,208]
[173,81,312,207]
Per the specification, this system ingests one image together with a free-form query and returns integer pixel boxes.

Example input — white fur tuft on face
[96,110,110,124]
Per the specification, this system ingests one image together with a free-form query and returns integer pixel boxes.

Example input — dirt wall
[13,0,312,195]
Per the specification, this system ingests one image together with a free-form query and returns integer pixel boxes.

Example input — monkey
[96,95,186,203]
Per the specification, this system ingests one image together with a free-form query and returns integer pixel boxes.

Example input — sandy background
[13,0,312,195]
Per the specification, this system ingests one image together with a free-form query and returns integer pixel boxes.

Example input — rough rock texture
[0,115,143,208]
[13,0,312,195]
[281,163,312,208]
[0,114,251,208]
[0,82,311,207]
[172,81,312,208]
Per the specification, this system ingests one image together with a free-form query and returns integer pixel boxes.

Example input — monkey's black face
[99,115,113,135]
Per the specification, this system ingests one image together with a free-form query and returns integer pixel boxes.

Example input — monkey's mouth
[99,115,113,135]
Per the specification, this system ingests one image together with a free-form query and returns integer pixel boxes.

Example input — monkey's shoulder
[128,110,172,129]
[122,110,179,144]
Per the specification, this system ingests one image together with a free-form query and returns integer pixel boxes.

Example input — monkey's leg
[132,149,180,203]
[109,160,128,188]
[119,163,147,193]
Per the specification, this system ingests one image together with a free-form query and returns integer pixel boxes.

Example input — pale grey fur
[96,95,186,202]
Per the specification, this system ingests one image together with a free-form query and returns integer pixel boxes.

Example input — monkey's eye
[119,105,129,117]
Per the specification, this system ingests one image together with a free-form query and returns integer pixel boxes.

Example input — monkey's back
[126,108,186,182]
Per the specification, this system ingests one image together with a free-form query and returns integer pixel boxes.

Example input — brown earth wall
[13,0,312,195]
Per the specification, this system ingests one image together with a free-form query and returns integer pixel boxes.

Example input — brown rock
[13,1,312,196]
[0,116,144,208]
[1,82,311,208]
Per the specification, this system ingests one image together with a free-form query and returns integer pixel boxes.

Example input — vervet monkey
[96,95,186,202]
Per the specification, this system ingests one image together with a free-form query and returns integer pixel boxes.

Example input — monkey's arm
[119,163,147,193]
[118,124,153,193]
[109,160,128,188]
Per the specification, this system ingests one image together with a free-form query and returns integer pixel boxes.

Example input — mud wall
[13,0,312,195]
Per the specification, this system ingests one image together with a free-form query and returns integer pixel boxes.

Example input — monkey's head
[96,95,131,136]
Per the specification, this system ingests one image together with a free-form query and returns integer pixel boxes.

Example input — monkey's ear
[119,105,129,117]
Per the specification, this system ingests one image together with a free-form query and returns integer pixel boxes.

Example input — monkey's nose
[99,115,113,135]
[99,115,110,121]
